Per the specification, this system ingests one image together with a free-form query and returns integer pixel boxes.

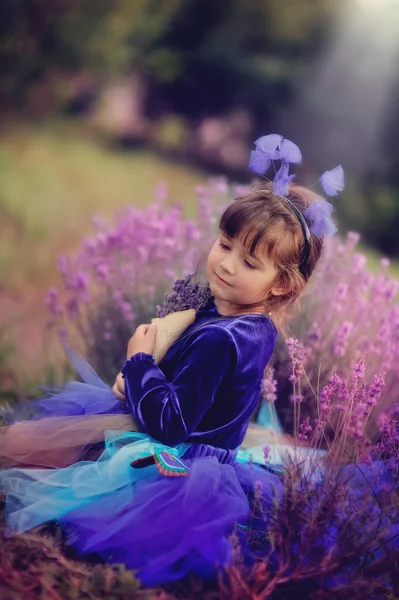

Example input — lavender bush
[45,178,399,431]
[45,179,232,382]
[45,176,399,440]
[272,232,399,437]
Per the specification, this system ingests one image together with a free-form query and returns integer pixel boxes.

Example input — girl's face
[206,232,280,315]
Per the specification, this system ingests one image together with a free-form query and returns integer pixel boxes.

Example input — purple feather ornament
[304,199,338,238]
[278,138,302,164]
[249,133,344,239]
[320,165,345,197]
[273,162,296,197]
[249,150,271,175]
[254,134,283,160]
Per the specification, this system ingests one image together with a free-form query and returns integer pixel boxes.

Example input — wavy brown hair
[219,181,326,329]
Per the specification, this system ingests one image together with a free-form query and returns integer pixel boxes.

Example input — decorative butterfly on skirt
[130,451,190,477]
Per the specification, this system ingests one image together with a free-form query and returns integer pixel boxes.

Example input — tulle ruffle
[0,378,139,468]
[0,429,268,586]
[0,347,139,468]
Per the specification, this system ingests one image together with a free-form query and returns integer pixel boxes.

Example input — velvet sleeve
[121,326,238,446]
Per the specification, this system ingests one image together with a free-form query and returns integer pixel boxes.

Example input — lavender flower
[367,373,385,407]
[298,416,312,441]
[286,337,306,383]
[263,445,271,463]
[261,369,278,403]
[352,358,365,383]
[45,287,62,317]
[333,321,353,357]
[156,274,212,317]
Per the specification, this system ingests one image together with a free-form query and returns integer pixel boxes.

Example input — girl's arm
[121,326,237,446]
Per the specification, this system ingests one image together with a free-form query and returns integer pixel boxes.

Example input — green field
[0,121,206,396]
[0,121,206,289]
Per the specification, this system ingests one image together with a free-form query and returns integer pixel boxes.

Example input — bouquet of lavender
[156,274,212,318]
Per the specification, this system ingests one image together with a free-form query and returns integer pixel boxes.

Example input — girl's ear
[270,284,289,297]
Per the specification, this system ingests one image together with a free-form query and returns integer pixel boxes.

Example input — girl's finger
[145,323,158,338]
[112,382,124,399]
[116,372,125,393]
[135,324,150,335]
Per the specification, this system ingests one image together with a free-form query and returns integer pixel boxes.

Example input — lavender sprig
[156,274,212,317]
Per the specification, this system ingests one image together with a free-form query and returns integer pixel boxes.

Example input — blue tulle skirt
[0,352,397,589]
[0,352,287,586]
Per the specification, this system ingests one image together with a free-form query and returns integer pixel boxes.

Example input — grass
[0,120,206,289]
[0,120,206,395]
[359,242,399,280]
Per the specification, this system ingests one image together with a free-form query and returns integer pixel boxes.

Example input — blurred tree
[1,0,398,252]
[145,0,337,121]
[0,0,182,109]
[0,0,335,114]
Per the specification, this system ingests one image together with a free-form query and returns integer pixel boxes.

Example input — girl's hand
[112,324,157,400]
[127,323,157,358]
[112,372,125,399]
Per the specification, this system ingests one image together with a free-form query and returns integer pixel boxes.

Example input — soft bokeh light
[357,0,399,11]
[286,0,399,173]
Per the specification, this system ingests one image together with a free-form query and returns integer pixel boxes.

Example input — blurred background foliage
[0,0,399,395]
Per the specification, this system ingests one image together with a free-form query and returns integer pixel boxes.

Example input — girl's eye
[244,260,256,270]
[219,242,230,251]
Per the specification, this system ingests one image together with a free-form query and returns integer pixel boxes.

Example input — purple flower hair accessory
[249,134,345,240]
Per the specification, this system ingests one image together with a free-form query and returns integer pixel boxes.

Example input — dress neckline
[201,296,272,321]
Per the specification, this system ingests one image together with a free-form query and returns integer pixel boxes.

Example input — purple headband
[249,134,345,275]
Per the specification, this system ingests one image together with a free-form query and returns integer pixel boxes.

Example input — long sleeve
[121,326,238,446]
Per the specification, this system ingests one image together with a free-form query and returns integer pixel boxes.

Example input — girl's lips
[215,273,231,286]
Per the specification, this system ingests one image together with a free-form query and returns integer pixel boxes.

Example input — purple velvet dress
[122,297,277,449]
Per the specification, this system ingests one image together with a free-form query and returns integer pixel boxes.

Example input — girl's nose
[220,258,235,275]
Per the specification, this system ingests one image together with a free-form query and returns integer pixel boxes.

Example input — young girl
[0,135,343,586]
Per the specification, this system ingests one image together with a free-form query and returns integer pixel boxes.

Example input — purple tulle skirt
[0,353,283,586]
[0,353,397,590]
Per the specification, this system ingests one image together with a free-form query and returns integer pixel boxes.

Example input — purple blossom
[286,337,306,383]
[45,287,62,317]
[306,321,321,346]
[298,416,312,441]
[351,252,367,274]
[289,393,304,404]
[352,359,365,382]
[335,283,348,302]
[95,263,110,283]
[156,274,212,317]
[367,373,385,407]
[65,296,79,320]
[73,271,90,301]
[346,231,360,249]
[253,480,263,495]
[333,321,353,357]
[263,445,271,463]
[261,370,278,403]
[318,373,342,422]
